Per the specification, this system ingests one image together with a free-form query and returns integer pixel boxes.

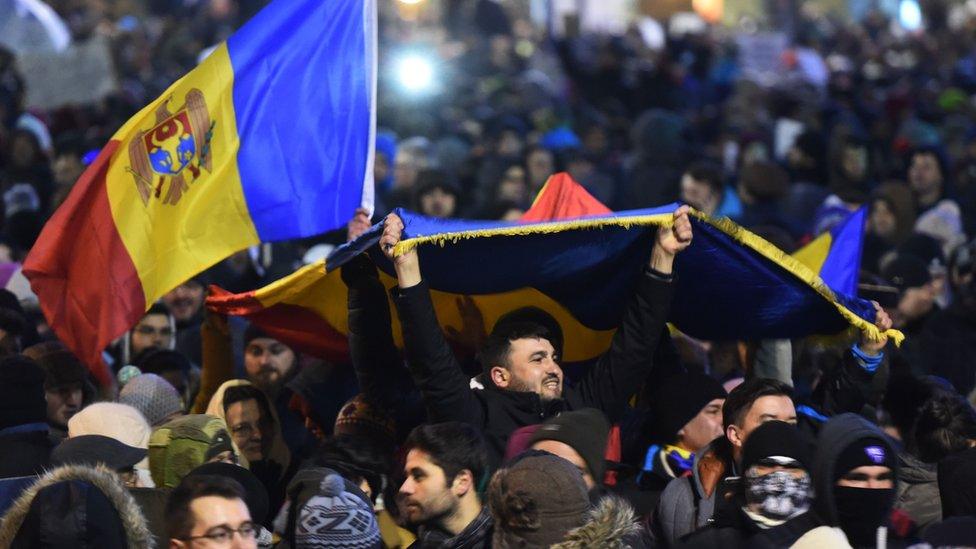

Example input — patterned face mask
[744,470,812,520]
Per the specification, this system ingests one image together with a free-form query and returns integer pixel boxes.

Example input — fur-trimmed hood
[0,464,154,548]
[550,496,641,549]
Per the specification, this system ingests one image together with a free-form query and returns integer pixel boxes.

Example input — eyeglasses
[230,417,274,439]
[185,522,258,545]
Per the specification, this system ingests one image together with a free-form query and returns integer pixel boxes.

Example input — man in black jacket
[378,205,693,466]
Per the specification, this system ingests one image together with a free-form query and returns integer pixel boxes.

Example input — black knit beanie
[244,324,271,347]
[528,408,610,483]
[741,420,814,472]
[646,372,727,444]
[833,436,897,481]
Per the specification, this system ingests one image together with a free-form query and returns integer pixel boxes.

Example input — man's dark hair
[478,321,552,378]
[312,434,391,503]
[222,385,274,420]
[684,162,724,197]
[165,474,247,541]
[404,422,489,490]
[914,392,976,463]
[909,146,948,182]
[722,377,793,431]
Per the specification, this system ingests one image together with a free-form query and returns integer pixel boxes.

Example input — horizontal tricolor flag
[24,0,376,384]
[207,174,901,367]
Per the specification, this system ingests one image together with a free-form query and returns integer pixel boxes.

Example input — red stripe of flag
[207,286,349,361]
[23,141,146,386]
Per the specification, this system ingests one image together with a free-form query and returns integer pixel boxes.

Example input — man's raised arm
[576,206,694,419]
[380,214,485,427]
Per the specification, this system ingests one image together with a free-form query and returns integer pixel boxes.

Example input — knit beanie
[489,454,590,547]
[68,402,151,450]
[244,324,271,347]
[528,408,610,482]
[333,394,396,447]
[645,372,727,444]
[833,436,897,481]
[119,373,184,427]
[289,469,380,549]
[0,355,47,430]
[741,420,814,473]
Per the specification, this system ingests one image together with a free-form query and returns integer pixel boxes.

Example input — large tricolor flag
[207,174,901,366]
[24,0,377,384]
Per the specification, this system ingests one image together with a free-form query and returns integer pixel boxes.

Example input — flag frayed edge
[701,214,904,346]
[392,210,904,346]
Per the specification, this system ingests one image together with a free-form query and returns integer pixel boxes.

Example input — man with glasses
[166,474,258,548]
[118,302,177,367]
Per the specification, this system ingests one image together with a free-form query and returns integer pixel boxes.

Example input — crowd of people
[2,0,976,547]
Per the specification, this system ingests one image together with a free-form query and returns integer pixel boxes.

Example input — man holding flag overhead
[22,0,377,385]
[378,205,693,466]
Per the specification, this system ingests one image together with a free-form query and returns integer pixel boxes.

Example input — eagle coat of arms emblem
[126,89,214,206]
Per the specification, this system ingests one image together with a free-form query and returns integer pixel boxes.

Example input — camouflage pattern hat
[148,414,237,489]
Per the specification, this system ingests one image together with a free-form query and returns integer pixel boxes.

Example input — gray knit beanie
[119,373,183,426]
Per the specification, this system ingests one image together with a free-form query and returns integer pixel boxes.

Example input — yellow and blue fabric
[793,207,867,297]
[328,205,902,355]
[24,0,376,385]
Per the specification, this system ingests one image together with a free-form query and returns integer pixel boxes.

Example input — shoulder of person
[789,526,852,549]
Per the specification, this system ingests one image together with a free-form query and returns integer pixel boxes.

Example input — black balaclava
[833,437,897,547]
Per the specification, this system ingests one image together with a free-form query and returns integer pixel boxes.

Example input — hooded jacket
[751,413,901,549]
[0,464,154,548]
[811,414,899,528]
[550,496,642,549]
[206,379,292,474]
[207,379,294,521]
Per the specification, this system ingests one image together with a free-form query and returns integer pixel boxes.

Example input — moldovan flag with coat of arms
[23,0,377,385]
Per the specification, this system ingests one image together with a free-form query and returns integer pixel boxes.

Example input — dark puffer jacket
[0,464,154,548]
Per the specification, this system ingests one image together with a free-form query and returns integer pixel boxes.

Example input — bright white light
[398,0,423,4]
[397,54,435,94]
[900,0,923,30]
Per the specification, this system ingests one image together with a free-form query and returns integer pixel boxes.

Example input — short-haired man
[627,372,727,515]
[397,422,492,548]
[652,307,893,546]
[380,206,692,466]
[125,303,176,365]
[653,377,796,546]
[23,342,95,438]
[680,163,724,216]
[166,474,258,549]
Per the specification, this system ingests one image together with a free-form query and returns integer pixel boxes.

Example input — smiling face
[163,282,205,323]
[491,337,563,402]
